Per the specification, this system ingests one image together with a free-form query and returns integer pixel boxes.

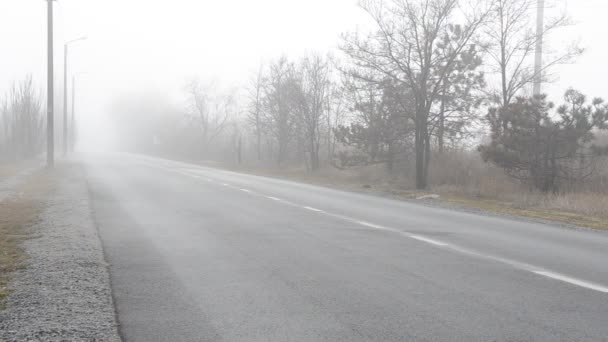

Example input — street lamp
[46,0,55,168]
[70,72,88,152]
[63,36,87,156]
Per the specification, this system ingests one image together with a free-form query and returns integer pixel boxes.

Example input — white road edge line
[240,189,252,193]
[446,245,536,271]
[408,235,449,247]
[303,206,324,213]
[443,244,608,294]
[533,271,608,293]
[154,158,608,294]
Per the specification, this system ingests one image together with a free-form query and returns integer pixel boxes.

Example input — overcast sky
[1,0,607,149]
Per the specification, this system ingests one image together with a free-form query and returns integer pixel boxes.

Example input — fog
[1,0,368,151]
[3,2,608,340]
[2,0,608,188]
[1,0,607,153]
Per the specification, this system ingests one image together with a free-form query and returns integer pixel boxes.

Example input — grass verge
[441,195,608,230]
[0,168,55,308]
[213,163,608,231]
[0,159,38,180]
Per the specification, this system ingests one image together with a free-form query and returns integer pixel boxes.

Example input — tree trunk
[424,129,431,182]
[311,146,319,171]
[386,141,394,174]
[414,105,428,190]
[501,54,508,107]
[327,101,332,163]
[438,93,446,154]
[256,127,261,161]
[237,135,242,165]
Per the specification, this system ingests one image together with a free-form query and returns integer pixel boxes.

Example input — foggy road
[84,154,608,342]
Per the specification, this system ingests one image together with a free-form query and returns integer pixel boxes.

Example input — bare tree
[261,57,300,166]
[483,0,582,106]
[247,64,265,161]
[299,54,332,171]
[342,0,491,188]
[325,76,346,163]
[1,75,44,159]
[185,79,232,157]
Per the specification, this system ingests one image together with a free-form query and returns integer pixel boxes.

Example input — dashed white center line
[163,160,608,294]
[532,271,608,293]
[408,235,449,247]
[354,220,397,232]
[303,206,324,213]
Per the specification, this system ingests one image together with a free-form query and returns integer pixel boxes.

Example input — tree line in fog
[0,75,44,160]
[167,0,605,193]
[3,0,608,193]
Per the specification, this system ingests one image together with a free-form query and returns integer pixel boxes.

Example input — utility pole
[63,44,68,156]
[70,72,87,152]
[63,37,86,156]
[70,74,76,152]
[533,0,545,96]
[47,0,55,168]
[70,72,88,152]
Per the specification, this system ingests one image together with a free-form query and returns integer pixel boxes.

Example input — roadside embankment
[0,162,120,341]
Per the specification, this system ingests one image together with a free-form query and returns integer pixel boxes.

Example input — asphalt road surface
[84,153,608,342]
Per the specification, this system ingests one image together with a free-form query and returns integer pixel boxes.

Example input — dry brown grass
[539,192,608,219]
[221,152,608,230]
[0,168,55,306]
[440,195,608,230]
[0,159,39,180]
[429,153,608,229]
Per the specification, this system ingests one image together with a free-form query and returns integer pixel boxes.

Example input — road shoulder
[180,158,608,232]
[0,162,120,341]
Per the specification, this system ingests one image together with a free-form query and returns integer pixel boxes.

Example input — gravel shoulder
[0,162,120,342]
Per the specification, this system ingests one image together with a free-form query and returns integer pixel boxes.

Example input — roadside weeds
[0,162,121,341]
[0,168,54,307]
[203,162,608,231]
